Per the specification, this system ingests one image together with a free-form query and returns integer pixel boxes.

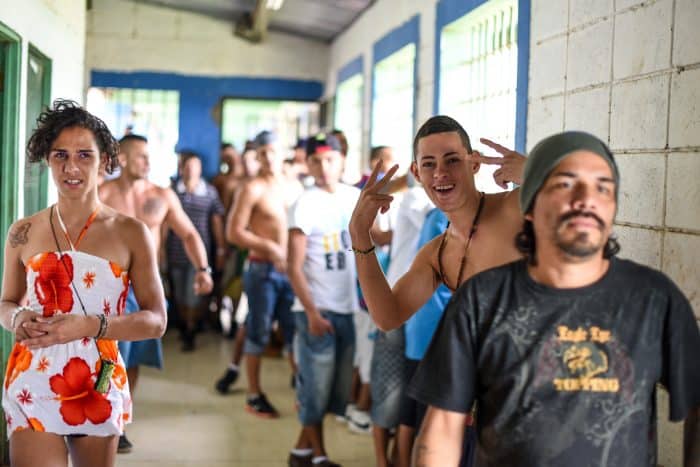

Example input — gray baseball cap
[519,131,619,214]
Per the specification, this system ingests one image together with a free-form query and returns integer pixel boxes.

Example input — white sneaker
[335,403,356,423]
[347,409,371,434]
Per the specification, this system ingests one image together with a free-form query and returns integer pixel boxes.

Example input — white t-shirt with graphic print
[288,184,361,314]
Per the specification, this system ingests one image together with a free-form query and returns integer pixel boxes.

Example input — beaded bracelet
[351,244,376,255]
[94,314,108,339]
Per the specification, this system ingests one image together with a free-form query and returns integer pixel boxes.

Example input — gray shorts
[370,326,406,429]
[168,264,200,309]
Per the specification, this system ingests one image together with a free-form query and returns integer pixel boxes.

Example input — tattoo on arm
[9,223,30,248]
[414,443,431,467]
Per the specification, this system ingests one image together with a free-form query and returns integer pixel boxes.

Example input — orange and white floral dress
[2,250,131,437]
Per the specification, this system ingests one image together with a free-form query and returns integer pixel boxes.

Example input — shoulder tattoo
[9,223,31,248]
[143,197,164,216]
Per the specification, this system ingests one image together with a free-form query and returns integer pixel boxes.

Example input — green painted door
[24,46,51,216]
[0,21,21,463]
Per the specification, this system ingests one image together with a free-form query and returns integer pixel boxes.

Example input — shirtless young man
[212,143,243,212]
[98,134,213,451]
[223,131,301,418]
[350,116,526,465]
[350,115,526,330]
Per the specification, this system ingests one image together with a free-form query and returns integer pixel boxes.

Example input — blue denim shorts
[370,326,406,429]
[243,261,295,355]
[293,311,355,426]
[117,286,164,369]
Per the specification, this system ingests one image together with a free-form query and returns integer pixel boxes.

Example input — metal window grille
[334,74,363,183]
[439,0,518,193]
[86,87,180,187]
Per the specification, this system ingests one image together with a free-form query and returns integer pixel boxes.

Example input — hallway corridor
[116,332,374,467]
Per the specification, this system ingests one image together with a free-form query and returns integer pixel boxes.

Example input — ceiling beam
[234,0,270,43]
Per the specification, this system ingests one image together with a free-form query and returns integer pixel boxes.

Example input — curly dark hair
[515,219,620,266]
[26,99,120,174]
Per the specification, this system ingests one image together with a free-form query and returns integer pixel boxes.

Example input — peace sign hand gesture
[349,163,399,246]
[469,138,526,189]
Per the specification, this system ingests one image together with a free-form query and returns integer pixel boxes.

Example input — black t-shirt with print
[408,258,700,467]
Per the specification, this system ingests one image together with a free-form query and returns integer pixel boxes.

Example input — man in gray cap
[408,131,700,466]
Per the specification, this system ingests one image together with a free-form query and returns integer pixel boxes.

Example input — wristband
[351,244,376,255]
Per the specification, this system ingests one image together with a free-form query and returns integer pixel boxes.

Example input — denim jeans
[243,261,295,355]
[293,311,355,425]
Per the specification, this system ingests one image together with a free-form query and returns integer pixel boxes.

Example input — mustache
[559,210,605,229]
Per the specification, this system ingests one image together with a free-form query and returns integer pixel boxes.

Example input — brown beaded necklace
[437,192,485,292]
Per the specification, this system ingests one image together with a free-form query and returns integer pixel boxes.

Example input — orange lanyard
[54,204,101,251]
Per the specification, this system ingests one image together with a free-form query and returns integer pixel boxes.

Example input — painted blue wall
[433,0,530,153]
[91,71,324,179]
[337,55,363,85]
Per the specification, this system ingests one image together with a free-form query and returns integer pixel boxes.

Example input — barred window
[87,87,180,187]
[334,73,363,183]
[439,0,518,193]
[221,99,318,155]
[371,43,416,169]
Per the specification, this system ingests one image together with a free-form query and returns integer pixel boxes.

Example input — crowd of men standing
[102,117,699,467]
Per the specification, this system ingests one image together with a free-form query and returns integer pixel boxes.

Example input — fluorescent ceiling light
[266,0,284,10]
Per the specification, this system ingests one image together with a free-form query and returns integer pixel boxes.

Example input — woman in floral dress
[0,100,167,466]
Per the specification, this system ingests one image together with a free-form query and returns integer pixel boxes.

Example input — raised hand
[470,138,526,189]
[349,163,399,247]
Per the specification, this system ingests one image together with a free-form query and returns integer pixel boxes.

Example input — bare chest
[251,187,288,223]
[432,222,522,290]
[107,192,167,230]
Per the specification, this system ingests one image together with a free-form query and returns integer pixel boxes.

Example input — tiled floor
[116,332,375,467]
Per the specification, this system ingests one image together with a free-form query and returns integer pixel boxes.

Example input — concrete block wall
[0,0,88,209]
[527,1,699,464]
[527,0,700,308]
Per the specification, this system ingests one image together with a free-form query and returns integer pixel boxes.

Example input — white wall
[329,0,700,465]
[86,0,329,82]
[0,0,88,211]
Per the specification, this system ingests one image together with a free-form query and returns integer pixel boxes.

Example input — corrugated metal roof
[132,0,373,42]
